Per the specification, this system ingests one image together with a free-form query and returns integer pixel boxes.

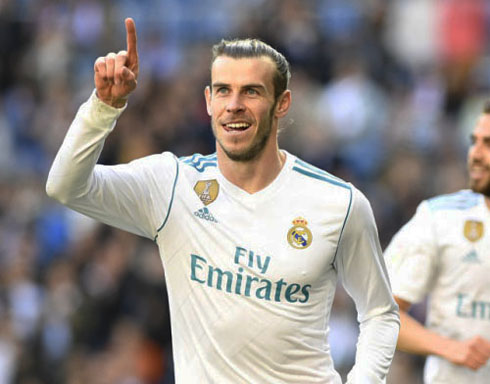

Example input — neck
[485,195,490,210]
[217,143,286,194]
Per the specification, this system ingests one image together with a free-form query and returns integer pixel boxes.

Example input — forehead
[473,114,490,136]
[211,56,276,89]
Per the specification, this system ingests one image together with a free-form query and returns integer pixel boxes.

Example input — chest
[159,178,350,286]
[434,214,490,289]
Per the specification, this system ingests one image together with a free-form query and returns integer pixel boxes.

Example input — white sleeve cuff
[81,89,128,130]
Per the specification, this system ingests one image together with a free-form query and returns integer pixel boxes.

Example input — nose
[469,140,484,163]
[226,94,245,113]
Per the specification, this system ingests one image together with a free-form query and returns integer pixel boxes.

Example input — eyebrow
[211,82,267,92]
[470,133,490,142]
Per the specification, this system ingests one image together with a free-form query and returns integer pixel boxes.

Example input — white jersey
[385,190,490,383]
[47,92,399,384]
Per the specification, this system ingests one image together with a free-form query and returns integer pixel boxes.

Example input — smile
[223,122,251,132]
[469,165,489,176]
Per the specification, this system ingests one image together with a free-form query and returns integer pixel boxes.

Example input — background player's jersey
[385,190,490,383]
[47,93,399,383]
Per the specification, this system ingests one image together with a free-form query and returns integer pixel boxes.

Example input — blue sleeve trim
[427,190,480,211]
[154,156,180,242]
[292,166,350,190]
[332,187,353,269]
[181,153,217,173]
[294,158,344,183]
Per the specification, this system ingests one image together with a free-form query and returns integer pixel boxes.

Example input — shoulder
[286,155,370,231]
[287,154,373,215]
[179,153,218,173]
[121,151,178,173]
[425,189,481,212]
[121,151,180,184]
[289,155,352,193]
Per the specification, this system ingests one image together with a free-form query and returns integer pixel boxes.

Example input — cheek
[207,101,222,118]
[255,104,274,121]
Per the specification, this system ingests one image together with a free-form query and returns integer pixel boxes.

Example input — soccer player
[46,18,399,383]
[384,103,490,383]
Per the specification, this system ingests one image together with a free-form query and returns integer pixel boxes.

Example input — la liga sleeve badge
[463,220,484,242]
[194,179,219,206]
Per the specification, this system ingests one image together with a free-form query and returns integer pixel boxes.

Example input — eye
[245,88,259,96]
[215,87,229,95]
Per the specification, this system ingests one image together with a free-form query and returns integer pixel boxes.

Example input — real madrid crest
[287,217,313,249]
[194,179,219,206]
[463,220,484,242]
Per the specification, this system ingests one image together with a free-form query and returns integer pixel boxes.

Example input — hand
[94,18,139,108]
[442,336,490,371]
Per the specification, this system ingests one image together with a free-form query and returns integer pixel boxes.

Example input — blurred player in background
[384,102,490,383]
[46,18,399,383]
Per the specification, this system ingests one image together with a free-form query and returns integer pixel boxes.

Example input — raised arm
[95,18,139,108]
[46,18,177,240]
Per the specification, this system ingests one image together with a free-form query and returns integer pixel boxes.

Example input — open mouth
[470,165,489,177]
[223,122,251,132]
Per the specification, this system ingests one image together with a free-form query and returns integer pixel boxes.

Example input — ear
[274,90,291,118]
[204,86,212,116]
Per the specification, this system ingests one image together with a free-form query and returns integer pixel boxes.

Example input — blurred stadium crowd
[1,0,490,382]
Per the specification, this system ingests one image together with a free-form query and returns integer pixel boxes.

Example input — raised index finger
[125,18,138,65]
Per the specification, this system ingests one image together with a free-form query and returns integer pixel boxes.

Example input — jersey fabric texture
[385,190,490,383]
[47,92,399,384]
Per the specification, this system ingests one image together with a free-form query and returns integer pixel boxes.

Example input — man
[46,18,399,383]
[384,103,490,383]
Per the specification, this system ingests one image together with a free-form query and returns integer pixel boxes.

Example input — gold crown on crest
[292,217,308,226]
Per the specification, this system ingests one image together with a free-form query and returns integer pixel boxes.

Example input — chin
[224,149,259,162]
[470,181,490,197]
[219,137,269,163]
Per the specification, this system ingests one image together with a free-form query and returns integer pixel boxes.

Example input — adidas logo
[194,207,218,223]
[462,250,481,264]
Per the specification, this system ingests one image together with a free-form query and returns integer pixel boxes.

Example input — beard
[468,162,490,197]
[469,177,490,197]
[212,103,276,162]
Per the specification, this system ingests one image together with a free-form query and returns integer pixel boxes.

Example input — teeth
[226,123,250,129]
